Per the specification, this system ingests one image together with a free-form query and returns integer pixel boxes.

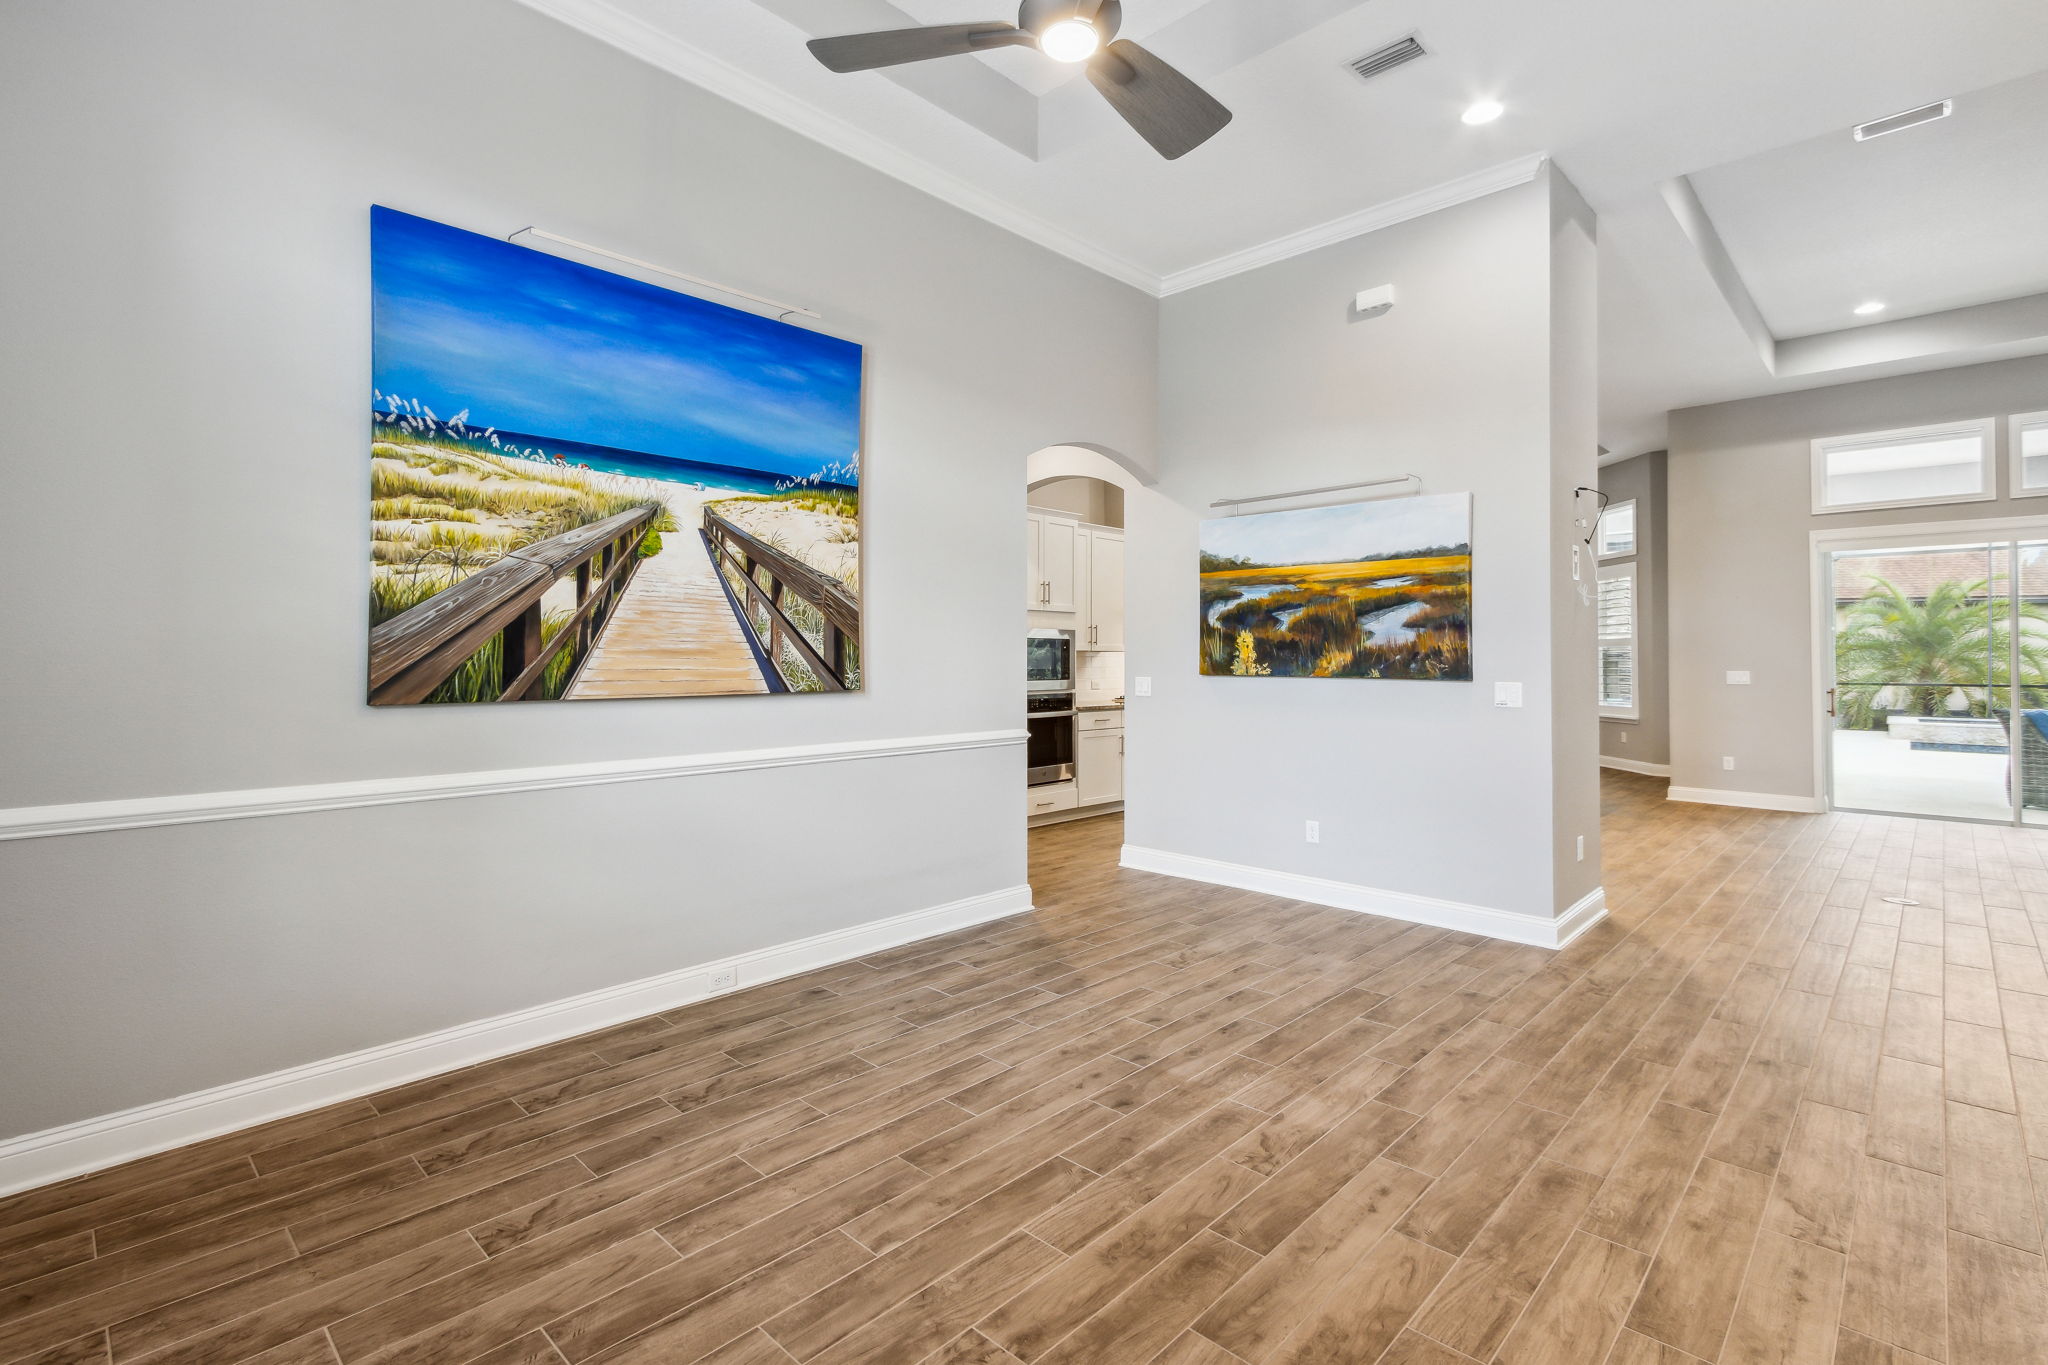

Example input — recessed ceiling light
[1854,301,1887,316]
[1461,99,1505,126]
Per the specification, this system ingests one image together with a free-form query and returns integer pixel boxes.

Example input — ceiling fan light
[1461,99,1505,126]
[1040,18,1101,63]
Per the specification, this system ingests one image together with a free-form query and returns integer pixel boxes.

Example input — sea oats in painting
[1199,494,1472,680]
[367,207,863,705]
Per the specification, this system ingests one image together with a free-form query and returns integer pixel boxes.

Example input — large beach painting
[1200,493,1472,680]
[367,206,863,705]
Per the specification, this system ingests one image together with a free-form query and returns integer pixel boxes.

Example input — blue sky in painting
[1201,493,1470,566]
[371,207,861,481]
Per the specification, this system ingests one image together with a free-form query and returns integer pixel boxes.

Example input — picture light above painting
[1199,493,1473,680]
[365,206,865,706]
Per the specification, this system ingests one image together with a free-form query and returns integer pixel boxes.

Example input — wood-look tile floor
[7,771,2048,1365]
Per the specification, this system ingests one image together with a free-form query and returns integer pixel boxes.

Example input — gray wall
[0,0,1155,1139]
[1598,452,1670,767]
[1667,353,2048,802]
[1028,476,1125,527]
[1546,174,1603,911]
[1126,170,1601,924]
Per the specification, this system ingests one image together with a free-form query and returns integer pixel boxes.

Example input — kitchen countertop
[1077,701,1125,711]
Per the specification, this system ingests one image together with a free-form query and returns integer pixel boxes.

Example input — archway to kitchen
[1024,445,1146,879]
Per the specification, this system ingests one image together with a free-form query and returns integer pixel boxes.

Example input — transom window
[1811,419,1995,514]
[1596,499,1637,558]
[2012,411,2048,497]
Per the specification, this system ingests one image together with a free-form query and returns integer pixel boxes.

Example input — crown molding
[512,0,1158,292]
[515,0,1549,301]
[1157,153,1551,295]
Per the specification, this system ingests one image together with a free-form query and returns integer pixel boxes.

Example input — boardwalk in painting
[568,496,769,698]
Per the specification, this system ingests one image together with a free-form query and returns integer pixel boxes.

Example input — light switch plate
[1494,681,1523,708]
[1134,677,1152,696]
[1726,670,1751,685]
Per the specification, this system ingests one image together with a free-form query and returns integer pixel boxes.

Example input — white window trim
[1596,498,1641,560]
[2009,410,2048,499]
[1597,562,1641,721]
[1809,417,1997,515]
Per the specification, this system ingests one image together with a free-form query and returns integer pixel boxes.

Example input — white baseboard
[1600,756,1671,778]
[1667,786,1825,813]
[0,730,1024,843]
[0,884,1032,1197]
[1119,845,1606,950]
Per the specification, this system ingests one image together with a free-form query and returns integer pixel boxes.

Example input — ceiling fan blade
[807,22,1028,74]
[1086,40,1232,159]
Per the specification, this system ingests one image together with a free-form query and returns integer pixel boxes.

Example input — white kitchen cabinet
[1083,528,1124,650]
[1076,724,1124,806]
[1026,512,1080,614]
[1026,781,1079,818]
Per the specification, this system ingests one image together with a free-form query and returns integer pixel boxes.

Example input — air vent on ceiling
[1852,99,1953,141]
[1349,34,1428,84]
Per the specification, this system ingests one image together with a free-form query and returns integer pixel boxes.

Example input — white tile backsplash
[1077,650,1125,699]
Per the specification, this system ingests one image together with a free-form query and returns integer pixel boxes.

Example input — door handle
[1826,687,1837,718]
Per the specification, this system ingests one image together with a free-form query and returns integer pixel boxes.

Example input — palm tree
[1834,576,2048,728]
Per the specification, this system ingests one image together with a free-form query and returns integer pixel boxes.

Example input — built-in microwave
[1027,628,1075,694]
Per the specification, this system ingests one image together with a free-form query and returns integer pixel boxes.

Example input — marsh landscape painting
[1200,493,1472,680]
[368,206,863,705]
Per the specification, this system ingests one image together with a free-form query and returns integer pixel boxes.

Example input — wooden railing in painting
[704,506,860,692]
[368,506,659,705]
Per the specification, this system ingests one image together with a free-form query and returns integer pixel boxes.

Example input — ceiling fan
[806,1,1232,160]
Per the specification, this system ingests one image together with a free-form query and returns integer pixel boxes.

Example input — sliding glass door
[1826,534,2048,824]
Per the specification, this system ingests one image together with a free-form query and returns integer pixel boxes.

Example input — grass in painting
[1200,551,1472,680]
[368,429,672,612]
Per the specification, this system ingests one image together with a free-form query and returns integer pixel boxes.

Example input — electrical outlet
[1726,670,1752,685]
[1090,679,1102,690]
[1134,677,1152,696]
[1305,820,1320,844]
[1576,835,1585,862]
[1619,730,1628,743]
[1722,756,1736,771]
[1494,681,1523,708]
[708,968,738,992]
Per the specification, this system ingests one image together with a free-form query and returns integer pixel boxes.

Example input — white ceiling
[520,0,2048,458]
[1688,68,2048,340]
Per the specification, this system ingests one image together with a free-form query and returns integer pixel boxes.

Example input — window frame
[1808,418,1996,515]
[2008,410,2048,499]
[1595,498,1639,560]
[1596,561,1640,721]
